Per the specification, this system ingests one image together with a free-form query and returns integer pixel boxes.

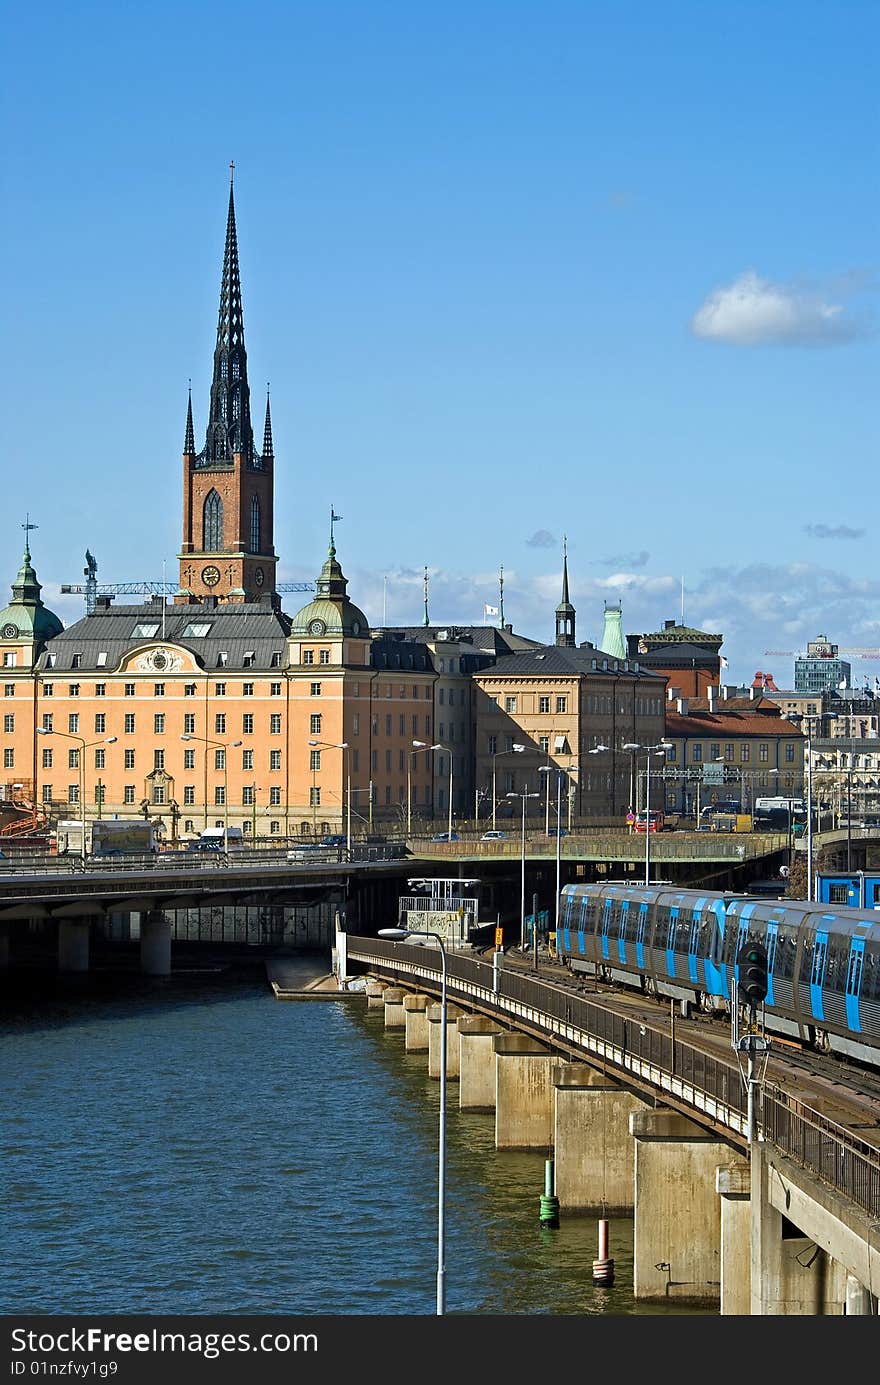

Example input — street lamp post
[378,926,448,1315]
[538,767,564,942]
[410,740,441,836]
[431,743,454,838]
[36,728,117,867]
[623,741,673,886]
[309,741,352,856]
[490,743,525,830]
[180,733,242,852]
[506,790,539,946]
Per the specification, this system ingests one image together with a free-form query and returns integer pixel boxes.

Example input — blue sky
[3,1,878,689]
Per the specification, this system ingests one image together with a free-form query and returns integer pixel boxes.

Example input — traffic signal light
[738,942,768,1005]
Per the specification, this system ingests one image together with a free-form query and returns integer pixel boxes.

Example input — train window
[863,946,880,1002]
[846,948,863,997]
[637,904,649,946]
[773,928,797,981]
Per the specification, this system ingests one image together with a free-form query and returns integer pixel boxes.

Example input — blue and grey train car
[558,882,880,1066]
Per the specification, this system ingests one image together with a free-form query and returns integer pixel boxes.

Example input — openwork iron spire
[198,164,256,468]
[184,385,195,454]
[262,387,274,457]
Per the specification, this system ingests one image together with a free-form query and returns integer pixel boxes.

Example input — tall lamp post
[431,743,454,838]
[411,740,442,836]
[309,740,351,856]
[180,733,242,852]
[37,728,118,865]
[36,728,117,866]
[623,741,672,886]
[538,766,564,942]
[506,789,539,946]
[378,925,448,1315]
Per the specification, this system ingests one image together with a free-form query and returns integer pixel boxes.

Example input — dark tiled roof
[474,644,666,680]
[38,601,291,673]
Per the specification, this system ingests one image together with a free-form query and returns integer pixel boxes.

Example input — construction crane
[61,552,313,615]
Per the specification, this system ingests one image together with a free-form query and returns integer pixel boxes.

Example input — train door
[686,899,705,986]
[635,901,649,973]
[600,896,613,962]
[845,936,865,1034]
[703,899,728,1000]
[576,892,590,955]
[617,900,630,966]
[808,927,830,1023]
[764,921,779,1009]
[664,905,679,979]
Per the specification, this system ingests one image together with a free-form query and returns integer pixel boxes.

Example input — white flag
[484,604,499,616]
[720,656,729,669]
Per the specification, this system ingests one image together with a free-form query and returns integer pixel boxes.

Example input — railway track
[499,945,880,1147]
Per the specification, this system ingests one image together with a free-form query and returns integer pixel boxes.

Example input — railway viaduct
[339,928,880,1317]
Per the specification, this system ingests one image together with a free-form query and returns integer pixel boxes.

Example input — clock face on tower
[202,565,221,588]
[254,567,264,587]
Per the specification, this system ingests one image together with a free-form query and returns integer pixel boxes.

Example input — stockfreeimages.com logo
[10,1326,318,1363]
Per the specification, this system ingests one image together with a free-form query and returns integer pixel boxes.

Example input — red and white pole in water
[592,1218,615,1286]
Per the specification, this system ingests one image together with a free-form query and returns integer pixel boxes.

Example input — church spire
[200,162,254,466]
[262,387,274,458]
[184,384,195,454]
[555,535,576,646]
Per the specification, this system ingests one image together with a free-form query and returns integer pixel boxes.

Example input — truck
[90,819,159,856]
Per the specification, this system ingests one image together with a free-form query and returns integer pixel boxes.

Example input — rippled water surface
[2,962,711,1316]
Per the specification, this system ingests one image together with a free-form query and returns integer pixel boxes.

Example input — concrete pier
[402,993,431,1051]
[427,1002,466,1080]
[629,1106,730,1306]
[458,1016,506,1110]
[494,1034,557,1150]
[553,1063,647,1212]
[140,910,171,976]
[57,918,91,973]
[382,987,407,1028]
[716,1160,752,1315]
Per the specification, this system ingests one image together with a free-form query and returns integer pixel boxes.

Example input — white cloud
[691,269,870,347]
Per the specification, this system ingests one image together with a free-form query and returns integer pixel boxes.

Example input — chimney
[676,697,689,715]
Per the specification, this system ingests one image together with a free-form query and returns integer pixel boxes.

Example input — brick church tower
[177,165,277,605]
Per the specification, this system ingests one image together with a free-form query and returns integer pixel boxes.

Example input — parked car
[481,830,507,840]
[545,827,568,837]
[431,831,460,842]
[319,835,347,849]
[187,838,224,852]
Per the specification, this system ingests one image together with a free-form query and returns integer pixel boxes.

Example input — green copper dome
[0,541,63,646]
[289,533,369,638]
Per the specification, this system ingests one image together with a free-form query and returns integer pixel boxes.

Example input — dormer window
[132,623,160,639]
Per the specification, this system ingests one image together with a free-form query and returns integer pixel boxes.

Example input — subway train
[557,881,880,1067]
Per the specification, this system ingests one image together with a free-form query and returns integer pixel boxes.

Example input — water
[1,961,712,1317]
